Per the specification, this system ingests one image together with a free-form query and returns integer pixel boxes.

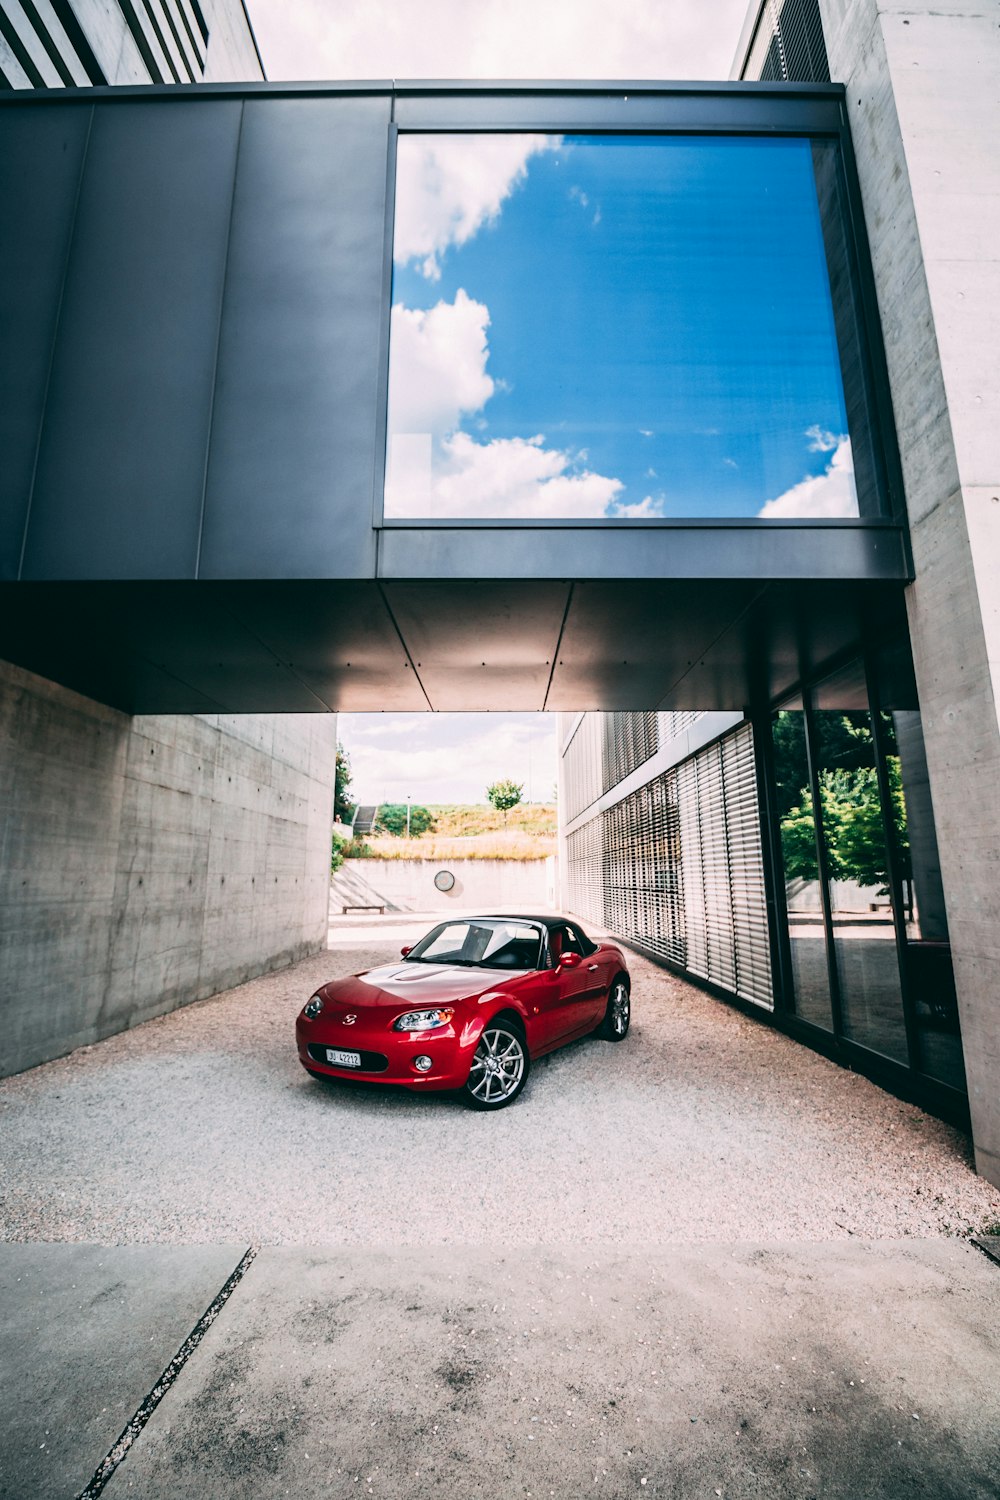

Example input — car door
[532,924,605,1048]
[559,923,609,1032]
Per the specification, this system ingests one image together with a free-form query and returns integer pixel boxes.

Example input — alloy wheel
[467,1026,526,1105]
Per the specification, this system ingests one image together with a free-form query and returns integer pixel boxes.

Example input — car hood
[321,962,526,1009]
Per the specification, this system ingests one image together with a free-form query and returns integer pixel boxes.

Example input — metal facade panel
[393,87,843,135]
[0,102,91,580]
[199,94,391,580]
[378,525,909,582]
[21,99,241,580]
[380,580,570,710]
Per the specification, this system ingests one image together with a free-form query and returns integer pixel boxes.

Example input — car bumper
[295,1017,475,1091]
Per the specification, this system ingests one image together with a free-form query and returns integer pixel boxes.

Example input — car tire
[463,1021,530,1111]
[598,977,630,1041]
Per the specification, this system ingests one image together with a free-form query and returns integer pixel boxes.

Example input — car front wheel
[463,1023,529,1110]
[598,979,630,1041]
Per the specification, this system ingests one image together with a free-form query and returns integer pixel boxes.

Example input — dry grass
[342,803,558,861]
[348,831,555,862]
[424,803,557,837]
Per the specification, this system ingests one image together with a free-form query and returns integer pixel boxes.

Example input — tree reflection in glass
[385,133,861,521]
[772,704,835,1031]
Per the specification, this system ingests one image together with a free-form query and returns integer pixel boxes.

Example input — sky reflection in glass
[385,133,859,521]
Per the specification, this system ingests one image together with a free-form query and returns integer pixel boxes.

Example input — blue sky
[386,133,858,520]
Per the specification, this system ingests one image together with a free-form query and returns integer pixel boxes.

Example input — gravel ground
[1,915,998,1246]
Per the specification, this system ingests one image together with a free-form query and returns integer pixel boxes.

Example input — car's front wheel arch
[486,1006,527,1043]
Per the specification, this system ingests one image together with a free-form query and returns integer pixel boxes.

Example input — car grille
[307,1043,389,1073]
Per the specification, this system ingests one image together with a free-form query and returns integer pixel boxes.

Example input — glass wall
[385,133,881,522]
[767,653,964,1098]
[772,697,835,1031]
[811,663,909,1064]
[877,712,965,1090]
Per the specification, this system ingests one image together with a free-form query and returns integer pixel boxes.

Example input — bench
[341,903,386,914]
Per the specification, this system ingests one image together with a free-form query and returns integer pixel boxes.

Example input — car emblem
[343,1014,357,1026]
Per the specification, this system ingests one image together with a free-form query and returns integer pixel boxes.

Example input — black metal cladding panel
[21,100,242,581]
[0,103,91,581]
[378,526,909,582]
[393,86,844,135]
[198,94,391,581]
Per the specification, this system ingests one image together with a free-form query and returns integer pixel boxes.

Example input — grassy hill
[344,802,558,861]
[424,803,557,837]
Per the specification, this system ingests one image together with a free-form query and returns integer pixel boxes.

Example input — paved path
[2,918,999,1496]
[2,1241,999,1499]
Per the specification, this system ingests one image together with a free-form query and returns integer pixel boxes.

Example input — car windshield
[406,920,542,970]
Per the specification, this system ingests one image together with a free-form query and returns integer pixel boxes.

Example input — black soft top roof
[471,914,586,932]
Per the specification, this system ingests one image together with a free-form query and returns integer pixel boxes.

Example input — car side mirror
[559,951,581,969]
[400,945,412,958]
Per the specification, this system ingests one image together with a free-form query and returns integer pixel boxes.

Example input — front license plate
[326,1048,361,1068]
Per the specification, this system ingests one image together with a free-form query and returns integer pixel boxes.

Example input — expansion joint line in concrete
[74,1244,258,1499]
[971,1235,1000,1271]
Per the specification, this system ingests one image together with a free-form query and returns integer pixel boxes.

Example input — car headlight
[303,995,324,1019]
[393,1008,454,1032]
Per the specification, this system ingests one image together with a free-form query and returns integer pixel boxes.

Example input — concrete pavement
[1,1240,998,1499]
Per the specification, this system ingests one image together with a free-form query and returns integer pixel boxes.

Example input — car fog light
[414,1055,433,1072]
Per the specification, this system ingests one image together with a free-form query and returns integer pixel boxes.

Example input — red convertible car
[296,914,630,1110]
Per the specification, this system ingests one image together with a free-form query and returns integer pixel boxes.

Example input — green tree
[779,754,909,893]
[330,824,351,872]
[486,778,523,825]
[374,803,436,837]
[334,743,355,824]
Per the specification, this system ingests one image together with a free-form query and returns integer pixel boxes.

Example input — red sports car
[296,914,630,1110]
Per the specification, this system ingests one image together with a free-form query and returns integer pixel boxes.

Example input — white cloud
[250,1,752,87]
[386,289,624,518]
[407,431,623,519]
[611,495,667,518]
[339,713,558,805]
[757,437,858,519]
[394,134,560,279]
[387,290,494,437]
[805,424,839,453]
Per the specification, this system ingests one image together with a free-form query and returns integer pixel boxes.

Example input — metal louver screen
[564,722,773,1009]
[742,0,830,83]
[562,714,604,823]
[603,712,659,791]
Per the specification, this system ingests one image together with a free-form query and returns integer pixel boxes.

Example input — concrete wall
[0,658,336,1076]
[818,0,1000,1182]
[331,858,556,915]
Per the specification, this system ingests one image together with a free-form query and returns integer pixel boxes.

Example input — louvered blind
[603,711,659,791]
[564,721,773,1008]
[742,0,830,83]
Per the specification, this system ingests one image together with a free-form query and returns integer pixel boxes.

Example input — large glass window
[772,698,835,1031]
[811,663,909,1065]
[385,133,877,522]
[879,711,965,1091]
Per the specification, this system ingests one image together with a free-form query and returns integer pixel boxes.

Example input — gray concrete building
[561,0,999,1187]
[0,0,997,1191]
[738,0,999,1183]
